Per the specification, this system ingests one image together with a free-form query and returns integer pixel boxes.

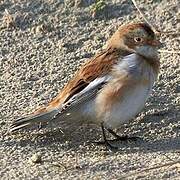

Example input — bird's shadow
[3,120,180,154]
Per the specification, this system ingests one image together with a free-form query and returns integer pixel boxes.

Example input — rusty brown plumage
[33,47,130,114]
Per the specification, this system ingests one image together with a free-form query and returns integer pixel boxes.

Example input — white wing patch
[55,75,112,118]
[77,76,111,97]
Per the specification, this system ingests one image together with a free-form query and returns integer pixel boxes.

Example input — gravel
[0,0,180,179]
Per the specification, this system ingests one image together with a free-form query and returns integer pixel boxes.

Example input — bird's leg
[107,128,140,142]
[96,123,118,150]
[107,128,128,140]
[38,122,48,130]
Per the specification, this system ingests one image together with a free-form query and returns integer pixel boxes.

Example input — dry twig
[131,0,159,34]
[131,0,180,54]
[131,0,179,36]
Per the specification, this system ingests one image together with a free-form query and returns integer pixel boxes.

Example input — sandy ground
[0,0,180,179]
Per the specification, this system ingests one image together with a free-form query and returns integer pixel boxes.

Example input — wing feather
[54,76,111,119]
[41,48,121,110]
[33,47,130,114]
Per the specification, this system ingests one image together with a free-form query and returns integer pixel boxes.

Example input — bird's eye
[134,37,143,42]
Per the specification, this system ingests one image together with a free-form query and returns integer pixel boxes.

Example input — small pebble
[29,153,42,164]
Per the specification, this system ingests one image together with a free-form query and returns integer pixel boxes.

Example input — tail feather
[10,109,59,132]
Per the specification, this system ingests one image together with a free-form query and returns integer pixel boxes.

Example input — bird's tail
[10,108,59,132]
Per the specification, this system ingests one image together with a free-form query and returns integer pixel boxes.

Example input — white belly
[103,83,152,129]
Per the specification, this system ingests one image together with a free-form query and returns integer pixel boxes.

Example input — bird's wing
[33,47,126,114]
[54,76,111,118]
[10,48,130,132]
[10,75,111,132]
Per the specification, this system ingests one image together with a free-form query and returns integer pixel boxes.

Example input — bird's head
[107,23,161,60]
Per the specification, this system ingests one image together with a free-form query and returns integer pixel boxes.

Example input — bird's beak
[152,40,161,46]
[148,39,163,48]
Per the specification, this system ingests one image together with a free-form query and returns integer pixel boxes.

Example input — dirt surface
[0,0,179,179]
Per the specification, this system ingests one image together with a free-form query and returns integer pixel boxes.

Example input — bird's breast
[95,53,157,129]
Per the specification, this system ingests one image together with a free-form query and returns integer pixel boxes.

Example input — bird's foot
[110,135,141,142]
[92,136,140,147]
[107,129,141,142]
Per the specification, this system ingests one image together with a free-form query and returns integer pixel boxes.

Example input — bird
[10,22,161,149]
